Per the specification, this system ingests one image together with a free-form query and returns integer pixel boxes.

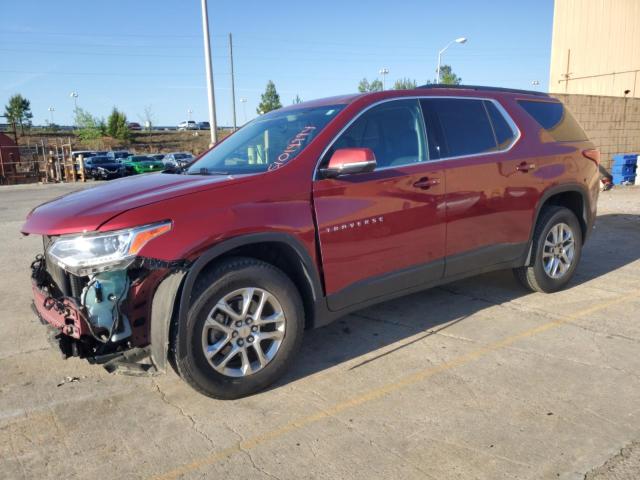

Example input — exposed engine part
[81,270,132,343]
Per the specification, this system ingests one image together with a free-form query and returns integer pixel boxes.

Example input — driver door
[312,99,447,311]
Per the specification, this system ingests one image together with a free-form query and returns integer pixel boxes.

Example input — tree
[4,94,33,134]
[438,64,462,85]
[107,107,131,140]
[357,78,383,93]
[292,94,303,104]
[75,108,106,141]
[394,78,417,90]
[257,80,282,114]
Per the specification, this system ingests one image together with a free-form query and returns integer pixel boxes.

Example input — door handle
[413,177,440,189]
[516,161,536,173]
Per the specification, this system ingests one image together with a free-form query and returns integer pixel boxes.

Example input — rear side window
[517,100,587,142]
[420,98,516,159]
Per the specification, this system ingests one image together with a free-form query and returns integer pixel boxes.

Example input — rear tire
[173,257,304,399]
[514,206,582,293]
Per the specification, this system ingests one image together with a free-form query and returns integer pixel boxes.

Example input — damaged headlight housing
[47,221,172,276]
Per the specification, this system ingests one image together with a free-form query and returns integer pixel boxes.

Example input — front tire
[514,206,582,293]
[173,257,304,399]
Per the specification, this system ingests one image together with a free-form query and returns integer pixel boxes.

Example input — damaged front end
[29,222,183,375]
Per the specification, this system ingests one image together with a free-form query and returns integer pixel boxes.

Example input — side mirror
[320,148,377,178]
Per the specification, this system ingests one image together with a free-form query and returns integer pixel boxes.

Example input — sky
[0,0,554,127]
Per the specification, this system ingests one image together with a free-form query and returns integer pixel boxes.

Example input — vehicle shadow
[277,213,640,387]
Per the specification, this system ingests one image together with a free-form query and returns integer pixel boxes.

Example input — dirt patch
[585,442,640,480]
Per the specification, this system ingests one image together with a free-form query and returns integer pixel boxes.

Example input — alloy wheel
[201,287,286,377]
[542,222,575,279]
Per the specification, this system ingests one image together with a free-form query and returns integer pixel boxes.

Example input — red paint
[22,87,599,303]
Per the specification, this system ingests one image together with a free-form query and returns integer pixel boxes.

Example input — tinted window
[327,99,427,169]
[517,100,587,142]
[421,98,496,158]
[484,101,516,148]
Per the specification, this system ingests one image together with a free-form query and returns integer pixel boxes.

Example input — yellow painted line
[152,293,629,480]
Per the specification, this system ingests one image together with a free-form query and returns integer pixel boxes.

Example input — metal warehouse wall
[549,0,640,98]
[551,93,640,169]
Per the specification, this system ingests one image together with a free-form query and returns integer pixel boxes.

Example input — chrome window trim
[313,95,522,180]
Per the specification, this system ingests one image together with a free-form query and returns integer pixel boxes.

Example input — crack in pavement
[224,423,282,480]
[151,380,217,450]
[307,388,440,480]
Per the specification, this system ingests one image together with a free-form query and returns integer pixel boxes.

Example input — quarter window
[421,98,514,158]
[325,99,428,169]
[517,100,587,142]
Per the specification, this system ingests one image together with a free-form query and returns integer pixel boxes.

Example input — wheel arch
[179,233,325,332]
[524,183,591,265]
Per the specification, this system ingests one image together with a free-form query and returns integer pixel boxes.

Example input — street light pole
[436,37,467,83]
[188,108,193,121]
[379,68,389,90]
[200,0,218,145]
[48,106,55,125]
[69,92,78,111]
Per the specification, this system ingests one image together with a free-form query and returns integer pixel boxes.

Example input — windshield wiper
[186,167,230,175]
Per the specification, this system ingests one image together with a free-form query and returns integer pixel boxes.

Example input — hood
[22,173,237,235]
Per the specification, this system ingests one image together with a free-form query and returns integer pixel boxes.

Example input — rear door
[420,97,539,276]
[312,99,447,311]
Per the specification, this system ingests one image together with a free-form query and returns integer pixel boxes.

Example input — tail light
[582,149,600,165]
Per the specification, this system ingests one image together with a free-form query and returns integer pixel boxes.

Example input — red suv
[23,85,600,399]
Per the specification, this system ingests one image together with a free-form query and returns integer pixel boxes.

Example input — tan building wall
[549,0,640,97]
[551,93,640,169]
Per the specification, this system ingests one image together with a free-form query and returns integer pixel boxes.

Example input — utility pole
[200,0,218,145]
[379,68,389,90]
[229,33,237,131]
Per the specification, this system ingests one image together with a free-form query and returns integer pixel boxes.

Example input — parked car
[178,120,198,131]
[123,155,165,174]
[85,156,125,180]
[162,152,194,168]
[23,85,599,399]
[197,121,210,130]
[128,122,142,131]
[106,151,130,163]
[71,150,96,163]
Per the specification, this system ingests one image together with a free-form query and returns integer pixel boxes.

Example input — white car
[177,120,198,131]
[162,152,195,168]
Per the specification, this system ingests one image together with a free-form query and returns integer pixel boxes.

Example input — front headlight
[47,221,172,276]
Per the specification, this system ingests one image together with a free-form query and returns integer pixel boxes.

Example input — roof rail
[416,84,550,97]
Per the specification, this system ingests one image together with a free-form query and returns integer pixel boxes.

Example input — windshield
[92,157,111,165]
[187,104,344,175]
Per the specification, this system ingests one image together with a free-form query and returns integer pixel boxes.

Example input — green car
[123,155,165,175]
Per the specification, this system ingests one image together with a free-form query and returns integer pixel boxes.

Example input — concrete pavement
[1,182,638,479]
